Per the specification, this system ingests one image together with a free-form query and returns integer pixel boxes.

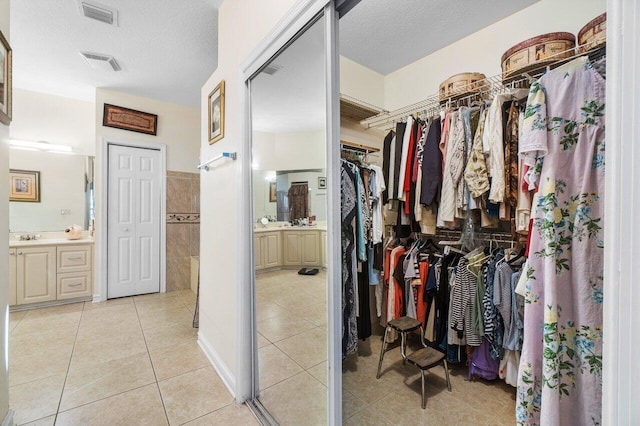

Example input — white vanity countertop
[10,238,95,248]
[254,225,327,233]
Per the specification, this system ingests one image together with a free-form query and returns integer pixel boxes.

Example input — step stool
[406,347,452,409]
[376,316,424,379]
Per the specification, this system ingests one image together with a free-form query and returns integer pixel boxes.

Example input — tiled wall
[166,171,200,292]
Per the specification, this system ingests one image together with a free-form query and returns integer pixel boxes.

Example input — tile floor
[8,290,258,426]
[256,269,517,426]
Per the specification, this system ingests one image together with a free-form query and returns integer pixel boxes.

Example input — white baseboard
[198,332,236,399]
[1,409,14,426]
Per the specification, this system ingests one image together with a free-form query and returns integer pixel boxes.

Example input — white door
[108,144,162,298]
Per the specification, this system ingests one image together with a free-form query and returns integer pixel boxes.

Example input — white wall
[10,88,95,155]
[95,88,200,173]
[384,0,606,110]
[0,0,11,422]
[253,130,325,171]
[199,0,300,395]
[9,150,86,232]
[340,55,384,107]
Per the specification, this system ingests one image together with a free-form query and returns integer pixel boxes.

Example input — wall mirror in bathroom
[9,148,95,233]
[249,13,328,424]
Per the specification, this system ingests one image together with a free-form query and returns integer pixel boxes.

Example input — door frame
[237,0,341,423]
[97,138,167,302]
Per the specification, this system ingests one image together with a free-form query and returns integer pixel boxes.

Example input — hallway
[8,290,256,425]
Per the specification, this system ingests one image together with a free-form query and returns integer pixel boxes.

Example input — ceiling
[340,0,539,75]
[251,17,326,133]
[11,0,220,107]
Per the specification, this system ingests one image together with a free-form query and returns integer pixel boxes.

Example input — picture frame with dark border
[208,80,225,144]
[269,182,277,202]
[0,30,12,126]
[103,103,158,135]
[9,169,40,202]
[318,176,327,189]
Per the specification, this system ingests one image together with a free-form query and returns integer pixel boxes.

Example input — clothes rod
[197,152,237,171]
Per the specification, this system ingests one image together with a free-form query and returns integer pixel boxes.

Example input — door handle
[122,228,129,232]
[9,252,15,256]
[69,283,83,287]
[69,257,83,261]
[17,252,23,255]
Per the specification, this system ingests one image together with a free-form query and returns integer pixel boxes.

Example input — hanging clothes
[516,57,605,426]
[340,161,358,357]
[288,183,309,219]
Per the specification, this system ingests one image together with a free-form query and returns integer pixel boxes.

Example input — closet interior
[339,1,606,424]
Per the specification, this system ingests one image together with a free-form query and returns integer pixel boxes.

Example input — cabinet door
[254,235,265,270]
[263,232,282,268]
[17,247,57,305]
[320,231,327,268]
[57,271,93,300]
[283,232,302,266]
[9,249,17,306]
[301,232,320,266]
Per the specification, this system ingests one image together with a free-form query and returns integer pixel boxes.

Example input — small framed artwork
[269,182,277,202]
[208,80,225,144]
[103,104,158,135]
[0,30,12,126]
[318,177,327,189]
[9,169,40,202]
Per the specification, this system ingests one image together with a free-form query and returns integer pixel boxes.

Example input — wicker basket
[501,32,576,81]
[438,72,488,102]
[578,13,606,53]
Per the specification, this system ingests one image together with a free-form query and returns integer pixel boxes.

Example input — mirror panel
[9,149,94,232]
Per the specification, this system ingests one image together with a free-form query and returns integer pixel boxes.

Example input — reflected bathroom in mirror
[9,148,95,233]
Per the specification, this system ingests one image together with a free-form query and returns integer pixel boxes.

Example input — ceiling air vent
[78,1,118,26]
[79,52,122,72]
[262,63,283,75]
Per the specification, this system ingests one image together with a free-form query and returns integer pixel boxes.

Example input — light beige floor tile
[269,290,319,310]
[158,366,233,425]
[143,323,198,351]
[343,410,394,426]
[133,291,180,302]
[182,403,258,425]
[138,305,194,330]
[257,313,316,343]
[75,317,142,343]
[9,373,66,425]
[9,327,77,359]
[307,361,328,386]
[342,390,367,419]
[83,296,134,310]
[257,332,270,348]
[492,403,517,425]
[56,383,168,426]
[259,372,327,426]
[11,311,81,336]
[23,302,84,319]
[70,330,148,370]
[21,415,56,426]
[60,352,156,411]
[288,301,327,327]
[258,345,303,391]
[274,326,327,369]
[149,341,209,381]
[134,296,186,314]
[256,301,288,322]
[10,343,73,386]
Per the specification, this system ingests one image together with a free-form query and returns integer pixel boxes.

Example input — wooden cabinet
[57,245,93,300]
[16,247,57,305]
[9,243,93,306]
[283,230,321,267]
[255,231,282,271]
[9,249,17,306]
[320,231,327,268]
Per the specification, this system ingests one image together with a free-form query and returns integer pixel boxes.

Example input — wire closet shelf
[360,44,606,130]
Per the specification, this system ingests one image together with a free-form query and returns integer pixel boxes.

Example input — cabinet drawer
[57,272,92,300]
[58,245,92,273]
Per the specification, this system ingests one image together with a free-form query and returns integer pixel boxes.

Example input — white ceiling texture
[11,0,220,107]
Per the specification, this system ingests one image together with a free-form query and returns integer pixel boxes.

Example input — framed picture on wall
[9,169,40,202]
[269,182,277,202]
[318,177,327,189]
[103,104,158,135]
[0,30,12,126]
[208,80,225,144]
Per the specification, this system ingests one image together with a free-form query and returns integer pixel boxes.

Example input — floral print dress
[516,57,605,425]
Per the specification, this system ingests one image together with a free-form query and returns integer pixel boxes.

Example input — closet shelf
[340,94,385,122]
[360,43,606,130]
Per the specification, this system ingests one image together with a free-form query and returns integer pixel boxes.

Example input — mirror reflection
[250,15,328,424]
[9,148,94,232]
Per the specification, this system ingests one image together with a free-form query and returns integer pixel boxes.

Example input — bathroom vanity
[254,226,327,271]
